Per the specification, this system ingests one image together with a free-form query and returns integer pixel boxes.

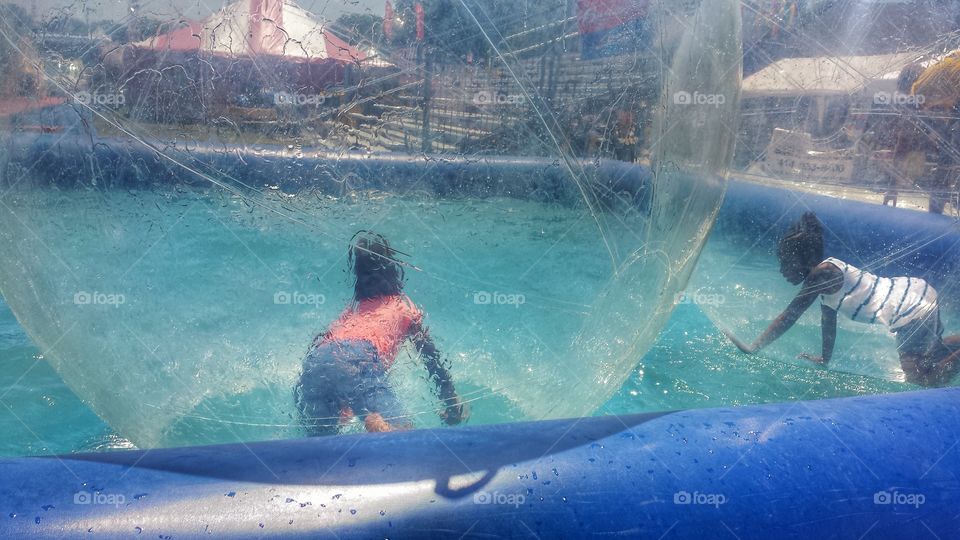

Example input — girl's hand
[798,353,827,364]
[722,329,755,354]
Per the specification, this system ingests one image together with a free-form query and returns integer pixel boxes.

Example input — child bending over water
[296,231,468,435]
[725,212,960,386]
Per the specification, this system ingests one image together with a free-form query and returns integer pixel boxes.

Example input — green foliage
[385,0,571,60]
[106,17,163,43]
[334,12,384,47]
[0,3,31,29]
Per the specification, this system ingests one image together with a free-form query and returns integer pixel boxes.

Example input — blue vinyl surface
[2,130,960,538]
[0,388,957,538]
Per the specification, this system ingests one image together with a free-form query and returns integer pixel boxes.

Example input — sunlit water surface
[0,189,926,456]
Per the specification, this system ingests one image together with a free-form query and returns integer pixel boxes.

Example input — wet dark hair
[778,212,824,270]
[348,231,405,302]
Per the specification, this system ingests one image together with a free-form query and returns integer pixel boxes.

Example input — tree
[0,3,33,31]
[0,17,40,98]
[386,0,570,60]
[131,17,163,43]
[334,12,384,49]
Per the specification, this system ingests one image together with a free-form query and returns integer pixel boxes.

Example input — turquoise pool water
[0,195,921,456]
[0,297,123,454]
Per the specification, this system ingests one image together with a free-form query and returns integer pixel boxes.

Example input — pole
[420,44,432,153]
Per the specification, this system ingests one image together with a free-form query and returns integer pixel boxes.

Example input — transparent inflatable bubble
[682,2,960,394]
[0,0,740,447]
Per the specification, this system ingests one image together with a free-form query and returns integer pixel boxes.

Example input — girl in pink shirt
[296,232,467,435]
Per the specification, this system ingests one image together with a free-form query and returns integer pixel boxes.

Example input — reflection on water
[0,226,917,457]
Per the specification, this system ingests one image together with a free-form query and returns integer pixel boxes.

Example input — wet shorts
[895,309,945,368]
[296,339,406,436]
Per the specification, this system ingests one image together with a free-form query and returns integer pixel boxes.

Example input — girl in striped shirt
[725,212,960,386]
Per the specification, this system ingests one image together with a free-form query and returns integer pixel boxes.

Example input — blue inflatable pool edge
[0,387,958,538]
[2,135,960,538]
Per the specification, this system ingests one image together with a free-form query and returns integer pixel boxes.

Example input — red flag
[415,2,425,41]
[384,1,394,41]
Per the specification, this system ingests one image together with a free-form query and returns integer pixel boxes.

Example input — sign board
[762,128,856,183]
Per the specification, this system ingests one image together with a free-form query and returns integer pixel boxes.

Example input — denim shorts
[895,309,945,368]
[296,339,406,436]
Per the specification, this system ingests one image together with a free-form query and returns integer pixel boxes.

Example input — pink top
[325,294,423,367]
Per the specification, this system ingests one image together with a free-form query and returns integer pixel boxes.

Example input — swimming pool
[3,119,960,540]
[6,0,960,535]
[0,176,937,457]
[1,174,958,540]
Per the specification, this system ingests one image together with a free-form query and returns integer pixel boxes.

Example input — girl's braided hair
[778,212,824,269]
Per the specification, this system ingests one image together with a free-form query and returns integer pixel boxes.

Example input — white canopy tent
[742,52,921,99]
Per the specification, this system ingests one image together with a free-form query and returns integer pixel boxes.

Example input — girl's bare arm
[728,263,843,354]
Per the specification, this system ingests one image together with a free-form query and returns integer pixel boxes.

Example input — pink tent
[101,0,385,122]
[129,0,366,63]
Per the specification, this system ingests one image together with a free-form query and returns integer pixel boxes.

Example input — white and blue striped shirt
[820,258,937,330]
